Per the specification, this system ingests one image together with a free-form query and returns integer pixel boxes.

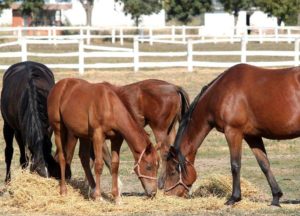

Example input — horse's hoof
[225,197,241,205]
[115,197,123,205]
[60,189,67,196]
[90,188,101,200]
[270,202,281,207]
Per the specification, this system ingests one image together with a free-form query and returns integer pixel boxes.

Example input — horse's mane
[18,62,54,162]
[173,72,224,172]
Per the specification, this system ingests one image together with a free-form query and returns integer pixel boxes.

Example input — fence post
[241,36,247,63]
[133,37,139,72]
[78,39,84,75]
[171,25,175,41]
[86,26,91,45]
[21,38,27,62]
[187,39,193,72]
[120,27,124,45]
[294,38,300,66]
[182,26,186,42]
[17,27,22,43]
[149,27,153,46]
[288,28,292,44]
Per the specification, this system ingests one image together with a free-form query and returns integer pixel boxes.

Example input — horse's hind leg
[15,131,28,169]
[244,136,283,206]
[4,122,14,183]
[79,138,96,189]
[91,128,105,200]
[224,127,243,205]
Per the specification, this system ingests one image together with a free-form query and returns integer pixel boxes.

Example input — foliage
[0,0,44,18]
[165,0,212,24]
[116,0,162,26]
[219,0,254,17]
[20,0,44,16]
[255,0,300,25]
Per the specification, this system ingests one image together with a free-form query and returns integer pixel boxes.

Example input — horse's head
[163,146,197,197]
[134,144,159,198]
[29,140,49,178]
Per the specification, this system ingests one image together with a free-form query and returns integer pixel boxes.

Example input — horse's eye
[171,171,176,176]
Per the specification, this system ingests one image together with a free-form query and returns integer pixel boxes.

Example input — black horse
[1,61,60,182]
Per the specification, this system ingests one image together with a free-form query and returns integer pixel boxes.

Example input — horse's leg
[224,127,243,205]
[79,138,96,189]
[102,141,112,174]
[4,122,14,183]
[244,136,283,206]
[152,128,170,190]
[15,131,28,169]
[110,134,123,204]
[54,129,67,195]
[65,133,77,168]
[91,128,105,200]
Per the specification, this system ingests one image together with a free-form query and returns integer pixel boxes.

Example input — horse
[162,63,300,207]
[88,79,189,189]
[1,61,60,182]
[47,78,159,203]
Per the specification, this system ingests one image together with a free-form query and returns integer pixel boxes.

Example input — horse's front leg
[91,128,105,201]
[110,135,123,204]
[224,127,243,205]
[4,122,14,183]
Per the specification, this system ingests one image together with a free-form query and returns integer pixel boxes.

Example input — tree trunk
[80,0,93,26]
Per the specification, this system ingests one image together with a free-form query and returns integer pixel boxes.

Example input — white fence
[0,36,299,73]
[1,25,300,45]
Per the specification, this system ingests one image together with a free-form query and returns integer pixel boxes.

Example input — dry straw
[0,169,299,215]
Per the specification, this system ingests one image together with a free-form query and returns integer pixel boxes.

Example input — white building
[0,0,165,27]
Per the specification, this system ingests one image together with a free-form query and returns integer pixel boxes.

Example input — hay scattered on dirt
[0,170,299,215]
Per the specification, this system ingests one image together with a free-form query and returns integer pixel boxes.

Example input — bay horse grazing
[47,78,159,202]
[91,79,189,189]
[163,63,300,206]
[1,61,59,182]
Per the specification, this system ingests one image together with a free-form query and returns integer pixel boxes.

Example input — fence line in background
[1,25,300,45]
[0,36,299,73]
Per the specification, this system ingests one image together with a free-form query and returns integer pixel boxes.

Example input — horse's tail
[167,86,190,134]
[20,62,54,176]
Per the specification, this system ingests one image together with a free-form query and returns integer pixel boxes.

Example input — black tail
[167,86,190,134]
[19,62,54,172]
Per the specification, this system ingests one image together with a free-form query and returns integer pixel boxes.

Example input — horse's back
[207,64,300,139]
[1,61,54,129]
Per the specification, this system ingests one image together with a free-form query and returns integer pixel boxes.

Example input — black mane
[172,72,224,172]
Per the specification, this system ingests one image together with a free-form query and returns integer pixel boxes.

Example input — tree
[0,0,44,22]
[116,0,162,26]
[219,0,253,17]
[165,0,212,24]
[79,0,94,26]
[255,0,300,25]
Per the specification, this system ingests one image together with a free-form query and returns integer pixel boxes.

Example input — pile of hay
[1,170,298,215]
[193,174,264,201]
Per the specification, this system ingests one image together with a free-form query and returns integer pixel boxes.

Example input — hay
[0,170,299,215]
[193,174,264,201]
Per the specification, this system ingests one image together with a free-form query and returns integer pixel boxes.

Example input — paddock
[0,68,299,215]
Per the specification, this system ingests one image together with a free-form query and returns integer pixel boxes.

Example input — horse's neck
[179,104,212,163]
[116,114,149,160]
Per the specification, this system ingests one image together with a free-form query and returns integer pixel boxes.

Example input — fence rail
[1,25,300,45]
[0,35,299,73]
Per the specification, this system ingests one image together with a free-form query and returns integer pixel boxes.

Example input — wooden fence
[0,36,299,73]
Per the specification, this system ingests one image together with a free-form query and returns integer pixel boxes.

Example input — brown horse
[47,78,159,202]
[163,63,300,206]
[90,79,189,189]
